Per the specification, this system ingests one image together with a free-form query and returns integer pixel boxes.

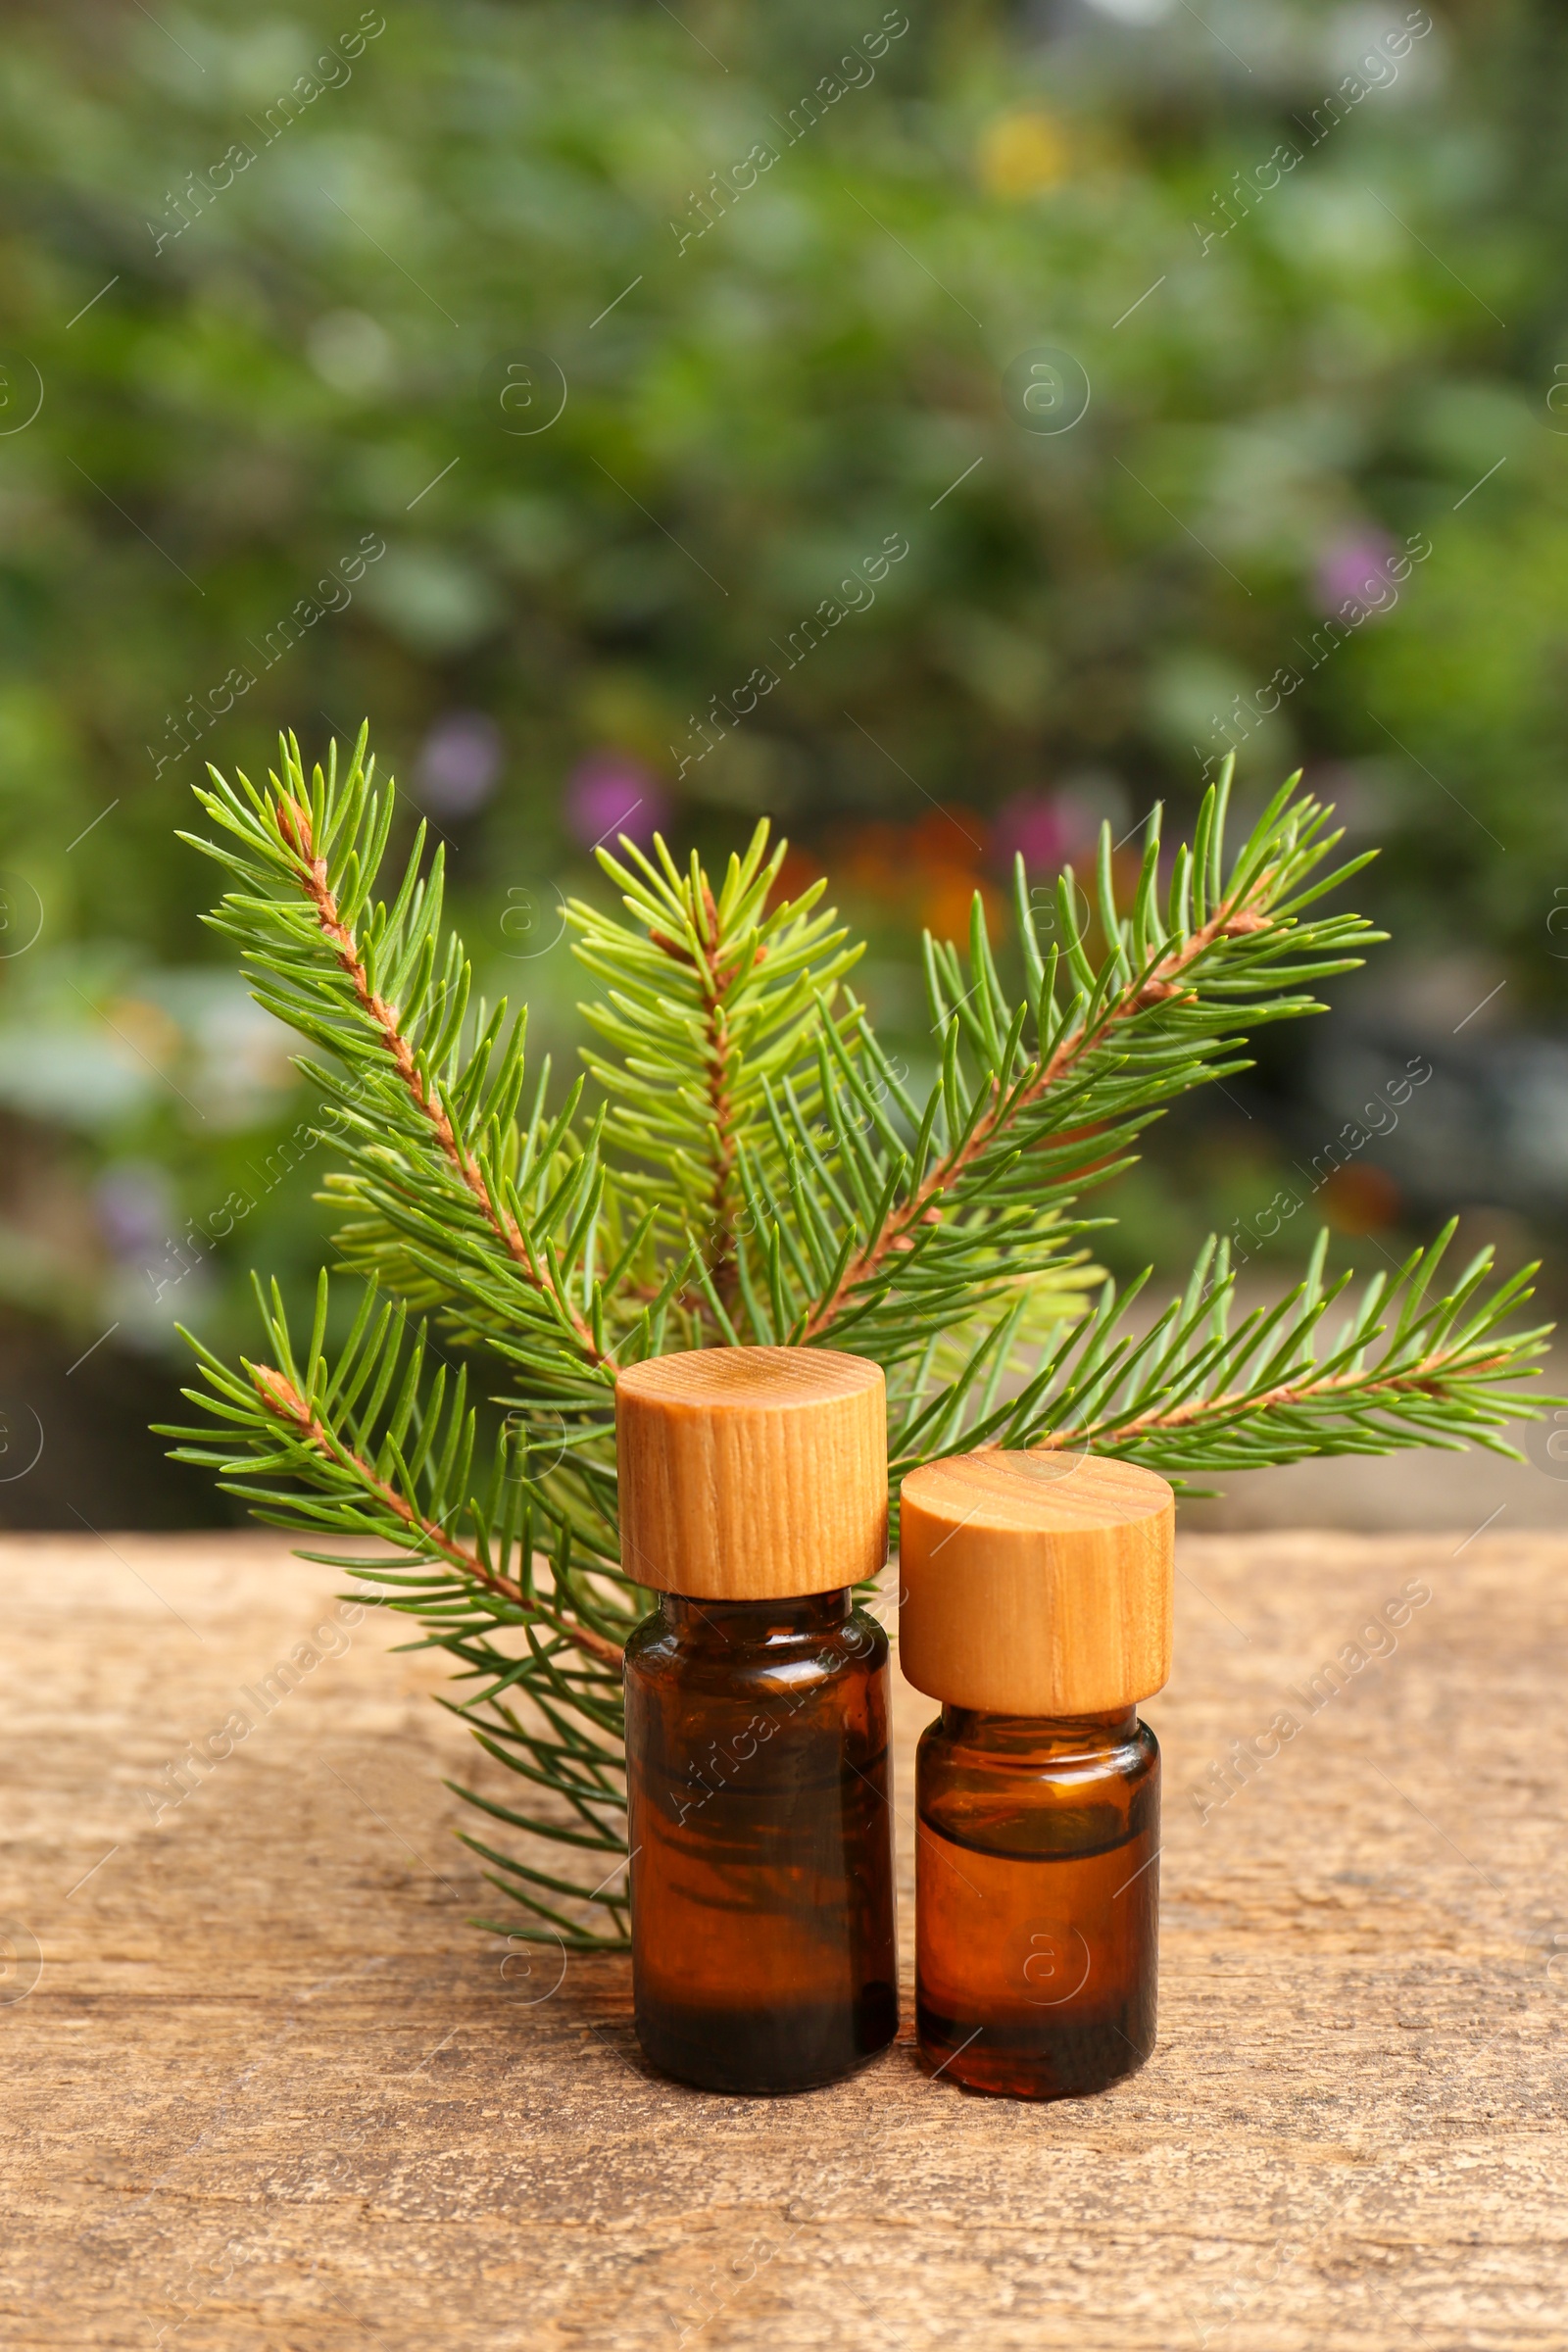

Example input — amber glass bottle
[617,1346,897,2094]
[900,1450,1174,2101]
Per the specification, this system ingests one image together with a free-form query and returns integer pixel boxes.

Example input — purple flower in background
[564,754,668,852]
[95,1162,175,1263]
[416,710,503,817]
[1314,531,1398,618]
[989,792,1073,873]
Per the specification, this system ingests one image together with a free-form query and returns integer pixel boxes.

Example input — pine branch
[568,821,863,1321]
[158,1266,633,1947]
[162,1272,621,1658]
[276,791,602,1355]
[246,1361,623,1669]
[898,1225,1555,1485]
[168,729,1556,1960]
[742,765,1384,1368]
[806,819,1274,1332]
[183,729,621,1391]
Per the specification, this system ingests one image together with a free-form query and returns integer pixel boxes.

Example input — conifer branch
[648,875,745,1302]
[803,851,1282,1337]
[270,787,605,1362]
[246,1360,623,1668]
[166,731,1554,1953]
[182,727,620,1394]
[744,769,1383,1370]
[568,823,863,1323]
[891,1226,1553,1487]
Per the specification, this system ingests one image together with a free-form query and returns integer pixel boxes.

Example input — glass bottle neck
[939,1703,1138,1756]
[657,1589,853,1647]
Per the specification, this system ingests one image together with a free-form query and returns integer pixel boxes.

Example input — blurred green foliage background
[1,0,1564,1519]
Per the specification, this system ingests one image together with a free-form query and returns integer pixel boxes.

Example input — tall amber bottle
[901,1450,1174,2101]
[618,1346,897,2094]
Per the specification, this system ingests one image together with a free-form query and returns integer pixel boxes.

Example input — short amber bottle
[901,1450,1174,2101]
[618,1346,897,2095]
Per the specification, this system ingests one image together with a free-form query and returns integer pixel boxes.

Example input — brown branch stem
[1029,1345,1520,1454]
[805,874,1277,1339]
[652,883,753,1315]
[252,1364,625,1669]
[274,796,605,1366]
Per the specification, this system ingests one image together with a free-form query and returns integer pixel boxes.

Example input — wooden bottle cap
[615,1347,887,1599]
[899,1450,1174,1715]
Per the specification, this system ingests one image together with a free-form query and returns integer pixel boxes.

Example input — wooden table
[3,1524,1565,2349]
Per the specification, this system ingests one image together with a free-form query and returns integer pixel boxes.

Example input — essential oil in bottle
[900,1449,1174,2101]
[618,1345,898,2094]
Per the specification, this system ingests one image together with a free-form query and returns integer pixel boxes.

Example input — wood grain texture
[900,1451,1175,1713]
[616,1345,886,1596]
[2,1521,1567,2350]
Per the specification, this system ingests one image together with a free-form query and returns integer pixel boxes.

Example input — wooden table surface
[3,1523,1566,2350]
